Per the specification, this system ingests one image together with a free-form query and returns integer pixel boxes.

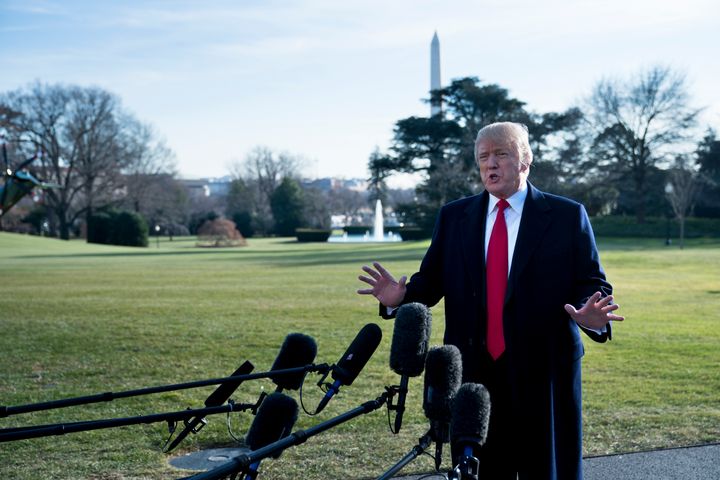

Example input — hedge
[87,210,148,247]
[590,216,720,238]
[342,225,402,235]
[296,228,332,242]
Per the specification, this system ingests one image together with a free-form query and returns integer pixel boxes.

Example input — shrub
[196,218,247,247]
[87,210,148,247]
[398,226,430,240]
[295,228,331,242]
[112,211,149,247]
[343,225,371,235]
[231,211,254,238]
[87,212,113,244]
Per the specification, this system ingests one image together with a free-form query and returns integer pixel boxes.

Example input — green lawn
[0,232,718,479]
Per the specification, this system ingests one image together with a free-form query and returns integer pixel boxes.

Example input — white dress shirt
[484,184,528,272]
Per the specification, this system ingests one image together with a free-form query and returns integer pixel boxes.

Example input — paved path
[388,443,720,480]
[170,443,720,479]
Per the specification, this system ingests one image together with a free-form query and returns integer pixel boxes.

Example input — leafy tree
[694,129,720,218]
[270,177,305,236]
[225,177,256,237]
[371,77,579,231]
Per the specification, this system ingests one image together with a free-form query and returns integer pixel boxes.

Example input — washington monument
[430,31,441,116]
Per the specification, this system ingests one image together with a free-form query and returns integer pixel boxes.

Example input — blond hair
[474,122,533,167]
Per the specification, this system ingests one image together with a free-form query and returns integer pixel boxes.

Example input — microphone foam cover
[332,323,382,386]
[450,383,491,448]
[246,392,298,456]
[423,345,462,422]
[271,333,318,390]
[390,303,432,377]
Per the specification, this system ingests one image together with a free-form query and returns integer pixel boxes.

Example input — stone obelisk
[430,31,442,117]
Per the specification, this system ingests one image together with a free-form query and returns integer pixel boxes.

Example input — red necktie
[486,199,509,360]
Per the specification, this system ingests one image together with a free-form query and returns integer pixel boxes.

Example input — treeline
[369,65,720,239]
[0,82,399,242]
[3,65,719,245]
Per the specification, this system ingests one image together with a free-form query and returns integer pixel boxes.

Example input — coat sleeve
[377,205,448,318]
[572,204,613,342]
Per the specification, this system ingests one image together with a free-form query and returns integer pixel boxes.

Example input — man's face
[476,137,529,199]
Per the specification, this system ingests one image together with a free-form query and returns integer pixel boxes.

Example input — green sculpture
[0,142,59,218]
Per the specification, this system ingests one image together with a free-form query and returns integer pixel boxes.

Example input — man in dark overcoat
[358,122,624,479]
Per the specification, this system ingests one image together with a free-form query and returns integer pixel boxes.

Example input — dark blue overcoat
[389,183,612,479]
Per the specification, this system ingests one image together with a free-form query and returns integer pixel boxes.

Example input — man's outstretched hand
[357,261,407,308]
[564,292,625,331]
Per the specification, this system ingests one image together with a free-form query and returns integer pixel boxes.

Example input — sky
[1,0,719,185]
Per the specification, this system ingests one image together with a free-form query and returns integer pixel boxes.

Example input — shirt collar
[488,183,528,216]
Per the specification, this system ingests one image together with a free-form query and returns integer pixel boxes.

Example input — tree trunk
[679,216,685,250]
[57,208,71,240]
[635,180,647,224]
[59,220,70,240]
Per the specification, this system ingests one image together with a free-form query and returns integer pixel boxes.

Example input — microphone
[450,383,491,479]
[423,345,462,470]
[315,323,382,414]
[164,360,254,452]
[270,333,318,391]
[244,392,299,480]
[388,303,432,433]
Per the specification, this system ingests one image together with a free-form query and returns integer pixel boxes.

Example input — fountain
[327,199,402,243]
[373,199,384,241]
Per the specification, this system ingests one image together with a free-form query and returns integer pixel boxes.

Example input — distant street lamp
[664,183,674,246]
[155,224,160,248]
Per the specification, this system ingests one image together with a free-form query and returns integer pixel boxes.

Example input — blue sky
[1,0,718,184]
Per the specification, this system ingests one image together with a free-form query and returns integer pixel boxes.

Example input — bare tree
[0,82,172,239]
[122,119,179,224]
[227,146,303,236]
[585,66,702,222]
[665,157,702,249]
[67,87,127,225]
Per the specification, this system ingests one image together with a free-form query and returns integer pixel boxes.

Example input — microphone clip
[384,384,404,412]
[250,392,267,415]
[316,367,333,393]
[184,409,208,434]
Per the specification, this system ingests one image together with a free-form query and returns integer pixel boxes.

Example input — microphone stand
[0,399,264,443]
[375,428,433,480]
[181,389,393,480]
[0,363,331,418]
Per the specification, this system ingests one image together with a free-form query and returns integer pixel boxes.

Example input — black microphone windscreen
[270,333,318,391]
[332,323,382,386]
[246,392,299,456]
[450,383,491,449]
[389,303,432,377]
[423,345,462,422]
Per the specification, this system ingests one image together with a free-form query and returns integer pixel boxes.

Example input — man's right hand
[357,261,407,308]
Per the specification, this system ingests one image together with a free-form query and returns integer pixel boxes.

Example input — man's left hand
[564,292,625,330]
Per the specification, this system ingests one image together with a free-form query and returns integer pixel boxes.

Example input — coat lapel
[461,193,488,301]
[506,183,551,303]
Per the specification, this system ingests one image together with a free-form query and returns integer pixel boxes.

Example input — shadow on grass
[13,243,430,267]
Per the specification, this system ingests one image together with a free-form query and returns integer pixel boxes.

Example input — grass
[0,232,718,479]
